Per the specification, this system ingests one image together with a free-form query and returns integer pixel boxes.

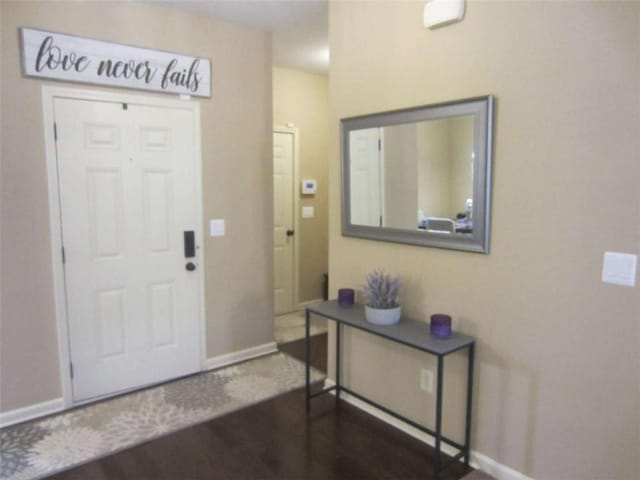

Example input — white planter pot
[365,305,401,325]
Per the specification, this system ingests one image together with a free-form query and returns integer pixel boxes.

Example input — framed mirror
[341,95,494,253]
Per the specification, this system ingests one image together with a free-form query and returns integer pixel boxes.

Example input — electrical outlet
[420,368,434,394]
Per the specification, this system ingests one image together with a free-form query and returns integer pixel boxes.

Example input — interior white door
[349,128,382,226]
[273,131,295,315]
[55,97,202,402]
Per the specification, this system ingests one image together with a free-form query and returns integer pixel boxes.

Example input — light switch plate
[302,206,314,218]
[209,219,225,237]
[602,252,637,287]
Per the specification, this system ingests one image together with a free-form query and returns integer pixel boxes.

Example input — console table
[305,300,475,480]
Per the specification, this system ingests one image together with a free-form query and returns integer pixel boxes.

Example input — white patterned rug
[0,353,324,480]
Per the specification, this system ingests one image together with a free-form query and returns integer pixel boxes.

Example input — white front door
[273,131,295,315]
[55,97,202,402]
[349,128,382,226]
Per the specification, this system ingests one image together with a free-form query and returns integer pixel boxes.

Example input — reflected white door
[55,98,202,402]
[349,128,382,226]
[273,131,295,315]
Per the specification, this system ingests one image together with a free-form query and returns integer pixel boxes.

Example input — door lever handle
[286,229,295,237]
[184,231,195,258]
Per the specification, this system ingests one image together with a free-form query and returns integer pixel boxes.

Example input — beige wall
[416,117,474,220]
[273,67,328,303]
[329,2,639,479]
[418,119,453,217]
[0,2,273,412]
[448,116,474,217]
[383,123,418,229]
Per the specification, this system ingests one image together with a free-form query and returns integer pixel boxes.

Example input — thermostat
[301,179,317,195]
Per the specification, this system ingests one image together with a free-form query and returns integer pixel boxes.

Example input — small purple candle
[430,314,452,338]
[338,288,355,306]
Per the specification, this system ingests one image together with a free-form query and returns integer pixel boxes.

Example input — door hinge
[378,139,381,150]
[61,247,66,264]
[122,103,128,110]
[70,362,74,379]
[54,122,58,141]
[379,216,383,227]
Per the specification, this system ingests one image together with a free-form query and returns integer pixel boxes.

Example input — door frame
[42,86,206,408]
[378,127,386,226]
[273,126,300,311]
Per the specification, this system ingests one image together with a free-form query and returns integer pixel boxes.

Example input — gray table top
[307,300,474,356]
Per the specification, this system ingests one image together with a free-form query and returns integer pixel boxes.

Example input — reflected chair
[425,217,455,233]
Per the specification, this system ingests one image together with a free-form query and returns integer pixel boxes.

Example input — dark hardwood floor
[49,333,472,480]
[278,332,328,373]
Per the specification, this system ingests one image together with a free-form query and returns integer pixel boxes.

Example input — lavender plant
[363,270,400,309]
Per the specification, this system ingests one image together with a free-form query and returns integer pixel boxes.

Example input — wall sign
[20,27,211,98]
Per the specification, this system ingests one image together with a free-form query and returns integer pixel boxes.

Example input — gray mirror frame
[341,95,494,253]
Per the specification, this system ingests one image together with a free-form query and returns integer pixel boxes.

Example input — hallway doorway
[273,127,299,315]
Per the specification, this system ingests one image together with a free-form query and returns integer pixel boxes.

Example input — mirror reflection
[350,115,475,233]
[341,95,494,253]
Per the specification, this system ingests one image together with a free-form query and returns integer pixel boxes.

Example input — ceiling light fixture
[423,0,465,29]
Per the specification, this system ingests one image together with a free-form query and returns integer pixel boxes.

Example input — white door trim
[273,126,300,310]
[378,127,386,227]
[42,86,206,408]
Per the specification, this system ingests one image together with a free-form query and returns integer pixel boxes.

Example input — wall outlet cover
[420,369,434,394]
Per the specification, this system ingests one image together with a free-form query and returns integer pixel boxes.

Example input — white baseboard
[471,450,534,480]
[206,342,278,371]
[0,344,277,428]
[0,397,65,428]
[323,379,533,480]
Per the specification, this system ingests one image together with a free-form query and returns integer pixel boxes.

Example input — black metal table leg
[336,322,341,404]
[305,308,311,414]
[304,301,476,474]
[464,342,475,465]
[434,355,444,480]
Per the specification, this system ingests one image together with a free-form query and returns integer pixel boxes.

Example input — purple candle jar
[430,314,452,338]
[338,288,355,306]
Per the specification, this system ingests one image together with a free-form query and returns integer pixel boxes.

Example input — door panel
[88,169,124,258]
[95,288,127,358]
[143,171,172,253]
[149,282,175,348]
[349,128,382,226]
[273,131,295,315]
[55,98,201,402]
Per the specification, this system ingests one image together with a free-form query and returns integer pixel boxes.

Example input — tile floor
[274,309,327,344]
